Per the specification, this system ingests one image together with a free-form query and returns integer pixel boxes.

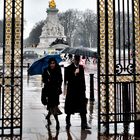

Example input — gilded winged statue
[49,0,56,9]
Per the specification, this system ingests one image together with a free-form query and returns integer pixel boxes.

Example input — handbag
[41,87,48,105]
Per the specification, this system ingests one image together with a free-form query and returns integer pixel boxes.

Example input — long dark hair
[47,57,60,71]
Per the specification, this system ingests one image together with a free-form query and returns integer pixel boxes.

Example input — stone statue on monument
[49,0,56,9]
[38,0,66,50]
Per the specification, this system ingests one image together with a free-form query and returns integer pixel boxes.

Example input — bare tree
[77,10,97,48]
[24,9,98,49]
[58,9,81,47]
[24,20,44,47]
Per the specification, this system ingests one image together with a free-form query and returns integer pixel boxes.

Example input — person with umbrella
[68,54,73,63]
[64,55,91,130]
[42,57,63,130]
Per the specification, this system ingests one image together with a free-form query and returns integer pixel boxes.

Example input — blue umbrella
[28,54,62,76]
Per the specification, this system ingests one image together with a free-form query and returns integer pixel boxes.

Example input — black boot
[81,124,91,130]
[80,113,91,130]
[56,121,60,130]
[66,114,71,130]
[46,112,51,125]
[54,115,60,130]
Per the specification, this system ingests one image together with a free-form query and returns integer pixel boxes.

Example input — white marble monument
[38,0,66,50]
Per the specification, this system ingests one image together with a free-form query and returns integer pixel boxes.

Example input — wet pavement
[22,61,137,140]
[22,61,98,140]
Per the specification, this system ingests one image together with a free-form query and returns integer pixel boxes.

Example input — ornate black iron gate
[0,0,23,138]
[98,0,140,134]
[0,0,140,138]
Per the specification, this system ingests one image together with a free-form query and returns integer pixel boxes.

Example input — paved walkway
[22,63,98,140]
[22,62,136,140]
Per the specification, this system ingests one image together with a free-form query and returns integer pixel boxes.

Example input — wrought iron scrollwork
[127,63,134,74]
[98,0,140,134]
[116,64,123,75]
[116,63,134,74]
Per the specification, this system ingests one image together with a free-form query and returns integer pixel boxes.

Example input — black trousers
[66,113,87,126]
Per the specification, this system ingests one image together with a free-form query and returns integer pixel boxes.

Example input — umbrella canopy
[50,44,69,50]
[67,47,97,57]
[61,47,71,54]
[28,54,62,76]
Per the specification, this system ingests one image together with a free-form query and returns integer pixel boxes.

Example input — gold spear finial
[49,0,56,9]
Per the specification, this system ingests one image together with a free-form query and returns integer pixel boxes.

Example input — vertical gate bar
[131,83,133,120]
[97,0,101,133]
[129,83,131,121]
[131,83,133,121]
[113,0,117,133]
[20,0,24,136]
[3,0,13,134]
[133,82,135,122]
[1,0,23,137]
[119,84,120,122]
[11,0,15,135]
[118,83,120,122]
[120,83,121,121]
[116,83,119,121]
[105,0,109,133]
[0,84,2,120]
[131,0,136,133]
[122,83,129,129]
[13,0,23,136]
[122,0,126,68]
[122,83,126,122]
[129,83,131,125]
[133,0,140,136]
[127,0,131,64]
[120,83,122,121]
[129,83,131,120]
[118,0,121,64]
[131,0,135,62]
[98,0,107,133]
[109,0,115,126]
[120,83,121,122]
[2,0,6,136]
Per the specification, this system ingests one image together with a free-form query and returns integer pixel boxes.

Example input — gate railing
[0,0,24,138]
[97,0,140,135]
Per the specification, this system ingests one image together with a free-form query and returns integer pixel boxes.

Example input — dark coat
[42,66,62,109]
[64,63,87,114]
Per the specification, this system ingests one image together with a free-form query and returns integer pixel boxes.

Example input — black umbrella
[68,47,97,57]
[61,47,71,54]
[50,44,69,50]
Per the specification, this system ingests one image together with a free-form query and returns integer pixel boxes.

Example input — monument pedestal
[38,8,66,51]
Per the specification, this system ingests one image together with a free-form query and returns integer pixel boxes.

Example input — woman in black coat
[64,55,91,130]
[42,57,62,130]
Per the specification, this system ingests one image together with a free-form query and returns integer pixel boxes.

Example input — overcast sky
[0,0,97,38]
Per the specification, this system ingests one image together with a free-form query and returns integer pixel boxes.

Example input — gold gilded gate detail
[2,0,23,137]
